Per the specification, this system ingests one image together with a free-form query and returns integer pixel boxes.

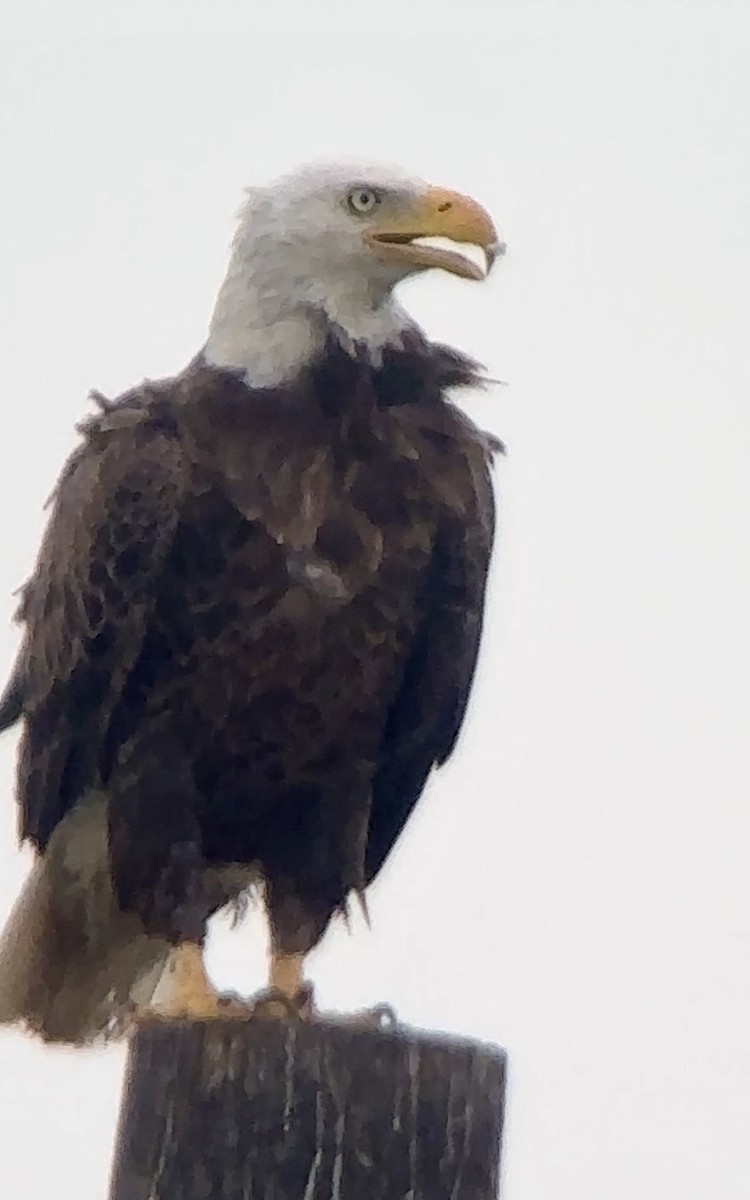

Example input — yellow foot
[140,943,227,1023]
[245,983,315,1022]
[269,951,305,998]
[236,950,313,1020]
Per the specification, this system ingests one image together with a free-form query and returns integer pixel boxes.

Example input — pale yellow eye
[347,187,381,215]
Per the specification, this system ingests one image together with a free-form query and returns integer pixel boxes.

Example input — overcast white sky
[0,3,748,1198]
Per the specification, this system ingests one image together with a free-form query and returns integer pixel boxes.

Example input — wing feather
[364,428,496,883]
[6,402,188,850]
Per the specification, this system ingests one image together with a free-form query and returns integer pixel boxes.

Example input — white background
[1,3,748,1197]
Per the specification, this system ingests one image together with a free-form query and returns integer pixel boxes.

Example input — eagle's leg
[150,942,225,1020]
[269,951,305,1000]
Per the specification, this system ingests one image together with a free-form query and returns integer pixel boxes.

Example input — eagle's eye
[346,187,381,215]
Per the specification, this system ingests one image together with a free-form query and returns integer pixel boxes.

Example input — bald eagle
[0,162,503,1043]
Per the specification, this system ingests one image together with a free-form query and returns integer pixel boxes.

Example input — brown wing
[364,424,496,883]
[2,400,188,851]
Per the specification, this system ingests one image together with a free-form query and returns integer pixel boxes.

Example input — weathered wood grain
[109,1013,507,1200]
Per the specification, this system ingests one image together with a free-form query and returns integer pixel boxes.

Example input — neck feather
[204,256,410,389]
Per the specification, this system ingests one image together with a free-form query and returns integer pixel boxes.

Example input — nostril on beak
[437,201,453,212]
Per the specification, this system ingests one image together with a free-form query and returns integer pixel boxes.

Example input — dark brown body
[0,333,498,986]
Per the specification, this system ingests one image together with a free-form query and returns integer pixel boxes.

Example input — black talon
[249,986,306,1021]
[332,1002,400,1031]
[370,1003,398,1030]
[294,982,315,1016]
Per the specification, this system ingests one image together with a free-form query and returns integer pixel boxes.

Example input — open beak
[365,186,504,281]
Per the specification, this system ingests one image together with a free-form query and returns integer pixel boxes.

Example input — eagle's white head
[205,160,503,389]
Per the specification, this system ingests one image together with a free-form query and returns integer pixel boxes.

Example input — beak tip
[487,240,507,269]
[482,239,507,276]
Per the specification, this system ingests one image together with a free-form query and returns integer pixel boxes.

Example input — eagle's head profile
[205,160,504,388]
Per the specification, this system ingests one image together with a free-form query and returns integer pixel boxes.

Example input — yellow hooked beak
[365,186,504,281]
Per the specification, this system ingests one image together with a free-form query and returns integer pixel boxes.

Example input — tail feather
[0,792,171,1045]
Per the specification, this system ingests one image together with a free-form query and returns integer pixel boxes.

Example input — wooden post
[108,1013,507,1200]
